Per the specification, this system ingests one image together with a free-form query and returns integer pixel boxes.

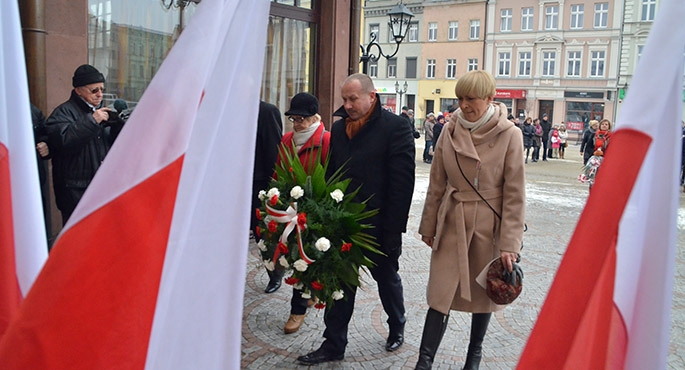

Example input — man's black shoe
[264,277,281,294]
[297,347,344,365]
[385,332,404,352]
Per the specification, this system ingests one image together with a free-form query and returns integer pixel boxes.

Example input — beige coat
[418,103,525,314]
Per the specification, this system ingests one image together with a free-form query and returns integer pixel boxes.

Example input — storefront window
[88,1,316,116]
[440,98,458,115]
[88,0,197,108]
[565,102,604,131]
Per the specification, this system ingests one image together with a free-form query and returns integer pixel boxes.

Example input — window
[406,57,417,79]
[408,22,419,42]
[500,9,512,32]
[369,24,379,42]
[570,4,584,29]
[498,52,511,77]
[387,58,397,78]
[518,52,531,76]
[468,58,478,71]
[542,51,556,76]
[446,59,457,79]
[590,50,605,77]
[448,21,458,41]
[369,61,378,78]
[426,59,436,78]
[567,51,581,76]
[641,0,656,21]
[594,3,608,28]
[521,7,534,31]
[637,45,644,62]
[545,5,559,30]
[470,20,480,40]
[428,22,437,42]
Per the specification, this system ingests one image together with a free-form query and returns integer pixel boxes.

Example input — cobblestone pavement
[242,142,685,369]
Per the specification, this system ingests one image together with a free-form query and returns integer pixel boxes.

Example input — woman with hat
[415,71,525,370]
[278,92,330,334]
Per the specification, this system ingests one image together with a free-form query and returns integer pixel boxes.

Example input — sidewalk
[241,141,685,369]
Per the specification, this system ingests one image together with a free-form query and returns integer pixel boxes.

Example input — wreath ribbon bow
[265,203,316,264]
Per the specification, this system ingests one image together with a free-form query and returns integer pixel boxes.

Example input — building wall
[486,0,622,135]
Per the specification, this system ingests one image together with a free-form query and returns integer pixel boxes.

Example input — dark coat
[401,111,420,139]
[251,101,283,232]
[330,95,415,249]
[432,122,445,150]
[46,90,124,214]
[580,127,597,163]
[540,118,551,140]
[521,122,535,148]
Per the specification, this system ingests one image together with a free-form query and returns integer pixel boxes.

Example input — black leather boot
[414,308,449,370]
[462,313,491,370]
[264,269,283,293]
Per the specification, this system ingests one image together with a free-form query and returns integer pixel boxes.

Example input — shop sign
[565,121,584,131]
[564,91,604,99]
[495,89,526,99]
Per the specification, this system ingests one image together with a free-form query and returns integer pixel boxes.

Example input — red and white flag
[518,0,685,369]
[0,0,270,368]
[0,0,48,338]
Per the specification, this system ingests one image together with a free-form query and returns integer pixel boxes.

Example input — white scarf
[457,104,496,133]
[292,122,321,150]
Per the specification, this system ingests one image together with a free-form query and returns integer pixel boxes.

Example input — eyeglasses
[288,116,306,123]
[88,87,105,94]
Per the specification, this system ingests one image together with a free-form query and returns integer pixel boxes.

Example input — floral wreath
[255,144,381,309]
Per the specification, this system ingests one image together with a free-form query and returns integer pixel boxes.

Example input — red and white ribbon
[265,203,315,264]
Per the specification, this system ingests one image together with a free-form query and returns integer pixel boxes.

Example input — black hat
[401,106,409,111]
[285,92,319,117]
[72,64,105,87]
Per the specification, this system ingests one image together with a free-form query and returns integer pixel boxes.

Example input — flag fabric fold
[0,0,48,338]
[518,0,685,368]
[0,0,270,368]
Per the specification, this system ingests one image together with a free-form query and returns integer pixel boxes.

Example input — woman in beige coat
[414,71,525,370]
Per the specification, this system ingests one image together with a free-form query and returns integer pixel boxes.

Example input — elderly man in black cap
[46,64,125,225]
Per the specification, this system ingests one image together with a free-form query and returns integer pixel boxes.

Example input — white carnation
[257,240,267,252]
[315,237,331,252]
[301,291,312,299]
[330,189,344,203]
[258,190,267,201]
[332,290,344,300]
[266,187,280,198]
[293,282,304,290]
[279,255,290,268]
[290,186,304,199]
[293,259,308,272]
[263,260,274,271]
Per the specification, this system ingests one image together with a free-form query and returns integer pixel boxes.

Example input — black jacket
[330,95,415,244]
[251,101,283,232]
[46,90,124,211]
[521,122,535,148]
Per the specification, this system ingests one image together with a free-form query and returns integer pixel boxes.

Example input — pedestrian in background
[580,120,599,165]
[432,114,446,154]
[540,114,551,160]
[423,112,436,163]
[30,103,52,246]
[532,118,542,162]
[415,70,525,370]
[521,117,535,164]
[558,124,568,159]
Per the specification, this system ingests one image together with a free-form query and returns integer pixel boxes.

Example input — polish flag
[0,0,48,338]
[0,0,270,368]
[518,0,685,369]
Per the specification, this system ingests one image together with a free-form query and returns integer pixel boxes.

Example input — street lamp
[395,80,408,114]
[360,2,415,74]
[161,0,202,38]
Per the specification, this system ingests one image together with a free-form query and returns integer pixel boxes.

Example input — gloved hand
[503,262,524,287]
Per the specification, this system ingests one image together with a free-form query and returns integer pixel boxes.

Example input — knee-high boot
[414,308,449,370]
[462,313,491,370]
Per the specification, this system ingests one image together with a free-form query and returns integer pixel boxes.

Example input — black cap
[72,64,105,87]
[402,106,409,111]
[285,92,319,117]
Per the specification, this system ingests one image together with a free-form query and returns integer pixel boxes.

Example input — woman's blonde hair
[589,119,599,128]
[454,70,496,100]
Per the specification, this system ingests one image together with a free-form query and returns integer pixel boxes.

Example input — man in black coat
[46,64,124,225]
[252,101,284,293]
[30,104,52,245]
[540,113,552,160]
[298,73,415,365]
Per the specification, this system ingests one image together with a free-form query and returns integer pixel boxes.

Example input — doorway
[538,100,554,121]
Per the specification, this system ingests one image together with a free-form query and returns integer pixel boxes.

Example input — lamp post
[360,2,414,74]
[161,0,202,36]
[395,80,408,114]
